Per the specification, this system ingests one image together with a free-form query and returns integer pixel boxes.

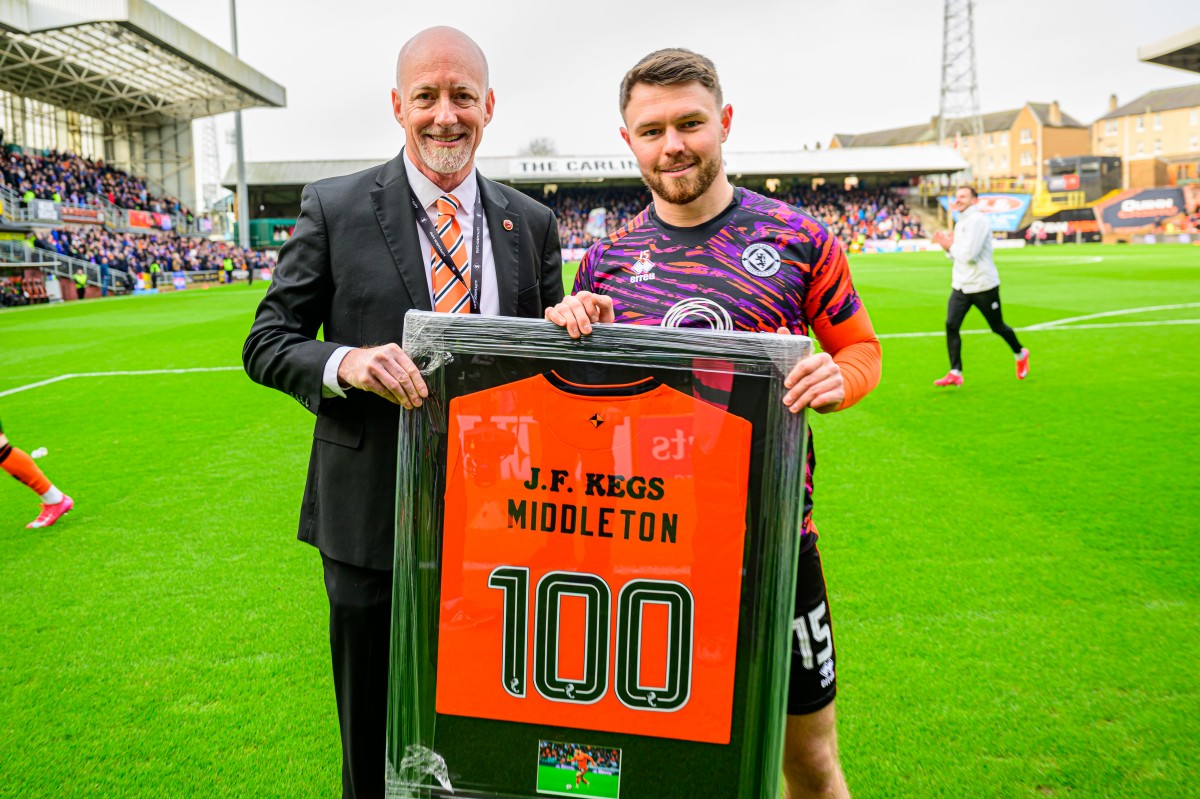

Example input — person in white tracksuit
[931,186,1029,387]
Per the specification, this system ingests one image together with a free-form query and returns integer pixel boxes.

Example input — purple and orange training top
[573,187,881,536]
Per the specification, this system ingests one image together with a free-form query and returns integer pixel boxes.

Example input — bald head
[390,26,495,192]
[396,26,488,92]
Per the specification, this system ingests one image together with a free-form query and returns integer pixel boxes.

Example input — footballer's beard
[642,151,722,206]
[416,125,475,174]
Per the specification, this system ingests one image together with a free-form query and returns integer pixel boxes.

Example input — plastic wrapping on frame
[386,310,811,799]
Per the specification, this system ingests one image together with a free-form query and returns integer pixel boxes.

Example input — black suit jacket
[243,152,564,569]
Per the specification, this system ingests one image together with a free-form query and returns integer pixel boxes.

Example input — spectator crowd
[0,144,193,218]
[538,741,621,772]
[33,227,269,276]
[1,141,928,308]
[780,186,927,245]
[525,184,927,250]
[0,144,267,288]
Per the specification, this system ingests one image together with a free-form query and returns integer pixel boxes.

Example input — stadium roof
[0,0,285,124]
[832,121,938,149]
[1138,25,1200,75]
[1097,83,1200,121]
[833,103,1086,147]
[224,147,969,188]
[224,160,387,187]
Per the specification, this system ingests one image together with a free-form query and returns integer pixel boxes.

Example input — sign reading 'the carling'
[510,157,641,180]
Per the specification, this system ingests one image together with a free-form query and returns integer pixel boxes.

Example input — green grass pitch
[1,243,1197,797]
[536,765,620,798]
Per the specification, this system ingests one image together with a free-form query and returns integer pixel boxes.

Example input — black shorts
[787,535,837,715]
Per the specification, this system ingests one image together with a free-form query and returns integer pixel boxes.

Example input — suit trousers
[321,553,393,799]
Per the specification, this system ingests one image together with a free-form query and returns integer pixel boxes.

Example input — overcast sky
[151,0,1197,164]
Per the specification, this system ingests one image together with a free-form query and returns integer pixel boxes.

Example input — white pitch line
[1046,319,1200,331]
[1001,255,1106,266]
[881,303,1200,339]
[0,366,242,398]
[1025,302,1200,330]
[2,313,1196,396]
[879,318,1200,339]
[851,255,1109,273]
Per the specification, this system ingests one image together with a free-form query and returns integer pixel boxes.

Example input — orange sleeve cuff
[813,305,882,411]
[831,337,882,410]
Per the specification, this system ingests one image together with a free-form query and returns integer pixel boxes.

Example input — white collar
[402,147,478,212]
[960,203,980,218]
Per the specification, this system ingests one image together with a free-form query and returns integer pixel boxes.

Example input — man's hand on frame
[337,344,429,409]
[545,291,615,339]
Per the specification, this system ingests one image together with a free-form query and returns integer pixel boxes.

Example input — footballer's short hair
[957,185,979,199]
[619,48,723,115]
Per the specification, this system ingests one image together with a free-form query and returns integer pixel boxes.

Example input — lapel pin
[502,219,514,231]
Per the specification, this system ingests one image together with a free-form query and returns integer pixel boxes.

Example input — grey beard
[419,140,472,174]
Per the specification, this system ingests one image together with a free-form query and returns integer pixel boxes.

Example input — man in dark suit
[242,26,563,799]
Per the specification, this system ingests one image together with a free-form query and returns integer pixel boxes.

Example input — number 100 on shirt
[433,374,752,744]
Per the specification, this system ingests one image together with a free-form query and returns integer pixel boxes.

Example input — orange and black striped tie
[431,193,471,314]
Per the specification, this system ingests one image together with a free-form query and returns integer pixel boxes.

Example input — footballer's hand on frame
[775,329,844,414]
[545,292,615,339]
[337,344,428,409]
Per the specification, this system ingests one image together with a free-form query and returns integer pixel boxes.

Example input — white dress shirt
[322,149,499,398]
[947,204,1000,294]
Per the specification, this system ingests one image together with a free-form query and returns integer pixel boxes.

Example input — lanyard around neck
[409,184,484,315]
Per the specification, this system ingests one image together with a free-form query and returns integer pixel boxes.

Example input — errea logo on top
[629,250,657,283]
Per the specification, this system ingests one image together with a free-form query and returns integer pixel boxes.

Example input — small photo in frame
[536,739,622,798]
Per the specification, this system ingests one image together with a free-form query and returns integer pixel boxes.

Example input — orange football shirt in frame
[435,372,751,744]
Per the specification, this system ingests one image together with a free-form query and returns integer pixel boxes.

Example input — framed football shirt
[387,311,810,799]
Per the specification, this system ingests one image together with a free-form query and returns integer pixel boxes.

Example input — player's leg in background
[1,430,73,528]
[945,289,972,373]
[783,703,850,799]
[1,432,49,494]
[969,287,1024,355]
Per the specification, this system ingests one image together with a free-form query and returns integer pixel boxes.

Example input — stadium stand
[781,186,928,244]
[525,184,927,249]
[0,1,286,298]
[0,145,194,217]
[0,138,928,300]
[0,142,269,295]
[33,226,269,275]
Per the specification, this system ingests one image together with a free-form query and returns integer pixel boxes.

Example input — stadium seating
[3,142,925,284]
[0,144,193,217]
[782,186,928,245]
[33,227,268,275]
[0,144,265,281]
[1,275,47,306]
[523,184,927,250]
